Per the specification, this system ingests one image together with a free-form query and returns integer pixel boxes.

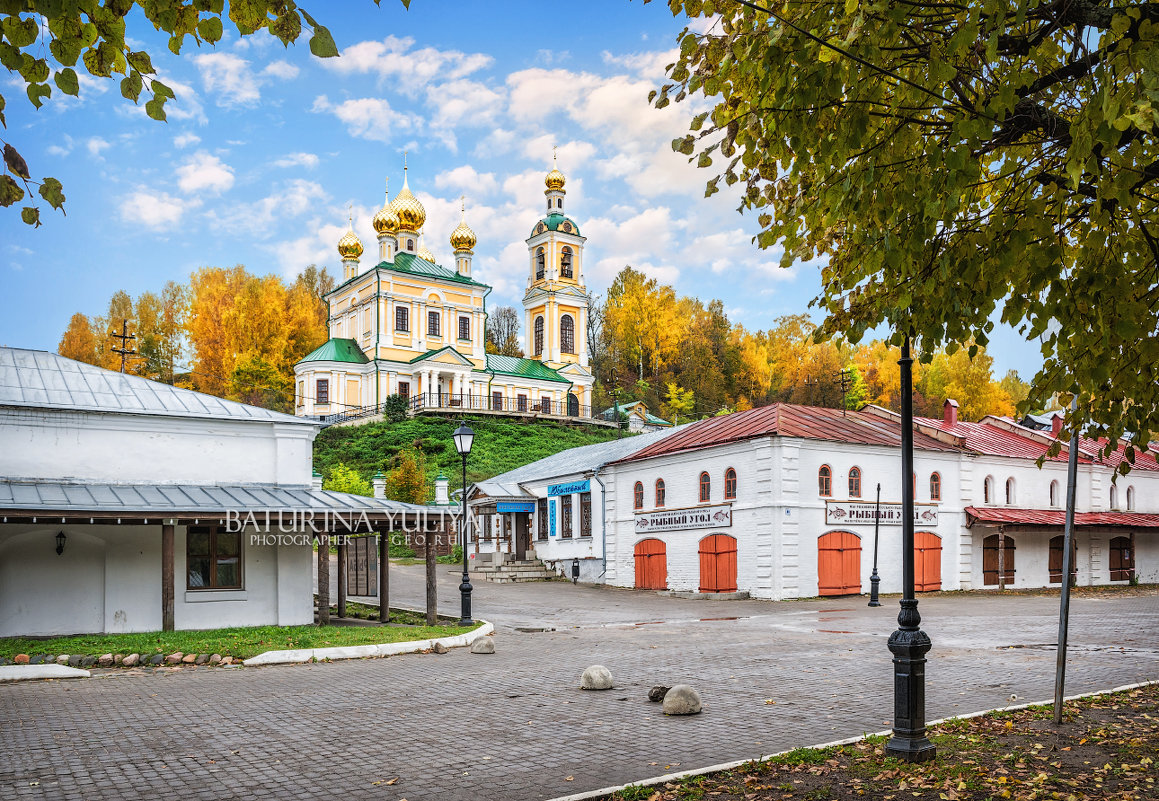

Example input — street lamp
[453,421,475,627]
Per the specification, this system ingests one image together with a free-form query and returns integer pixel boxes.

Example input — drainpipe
[591,465,608,579]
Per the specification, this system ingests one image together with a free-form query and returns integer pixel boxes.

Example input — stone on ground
[122,654,139,667]
[13,654,29,664]
[194,654,209,665]
[149,654,165,666]
[648,685,671,703]
[97,653,114,667]
[581,665,613,690]
[164,652,182,665]
[209,654,222,665]
[432,642,449,654]
[181,653,198,664]
[469,637,495,654]
[662,684,702,715]
[55,654,68,665]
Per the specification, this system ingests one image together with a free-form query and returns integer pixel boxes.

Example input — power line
[109,320,136,374]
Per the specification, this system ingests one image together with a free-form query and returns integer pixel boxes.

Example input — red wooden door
[698,534,738,593]
[818,531,861,596]
[914,531,942,592]
[634,539,667,590]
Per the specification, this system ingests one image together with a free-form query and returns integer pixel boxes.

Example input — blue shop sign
[497,501,536,514]
[547,480,590,497]
[548,498,557,536]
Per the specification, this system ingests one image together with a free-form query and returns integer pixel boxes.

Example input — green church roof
[380,252,488,287]
[531,212,581,237]
[298,338,369,365]
[486,354,570,384]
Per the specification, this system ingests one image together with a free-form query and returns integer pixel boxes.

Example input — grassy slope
[313,415,624,493]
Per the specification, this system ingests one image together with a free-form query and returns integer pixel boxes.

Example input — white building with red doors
[600,401,1159,599]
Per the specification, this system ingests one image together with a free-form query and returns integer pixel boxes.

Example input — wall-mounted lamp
[55,531,66,556]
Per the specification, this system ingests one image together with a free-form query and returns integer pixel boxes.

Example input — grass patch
[0,620,475,661]
[603,683,1159,800]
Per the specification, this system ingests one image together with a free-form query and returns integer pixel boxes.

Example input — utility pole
[110,319,136,373]
[611,368,621,439]
[1053,398,1081,723]
[836,368,852,416]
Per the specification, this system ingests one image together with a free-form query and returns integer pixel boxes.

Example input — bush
[389,540,417,559]
[437,544,464,564]
[382,394,409,423]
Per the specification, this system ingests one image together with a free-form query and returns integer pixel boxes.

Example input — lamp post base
[458,571,474,627]
[886,599,936,762]
[868,570,881,607]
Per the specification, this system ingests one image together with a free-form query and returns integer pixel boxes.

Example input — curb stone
[542,679,1159,801]
[242,621,495,666]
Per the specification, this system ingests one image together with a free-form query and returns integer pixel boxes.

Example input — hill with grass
[312,416,625,497]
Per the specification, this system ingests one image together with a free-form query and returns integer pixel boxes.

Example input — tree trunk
[425,523,437,625]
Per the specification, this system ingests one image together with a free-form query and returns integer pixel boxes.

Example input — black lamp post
[453,421,475,627]
[886,337,936,762]
[868,483,882,607]
[55,531,66,556]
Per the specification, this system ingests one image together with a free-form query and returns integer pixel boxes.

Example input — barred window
[580,492,592,538]
[561,314,575,354]
[395,306,409,332]
[316,379,329,405]
[537,499,548,541]
[534,316,544,356]
[458,316,470,340]
[561,495,573,539]
[428,311,440,337]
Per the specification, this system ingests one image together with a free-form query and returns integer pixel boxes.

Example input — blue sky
[1,0,1041,377]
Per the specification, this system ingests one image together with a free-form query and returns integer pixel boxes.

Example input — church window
[458,316,470,341]
[428,311,440,337]
[395,306,409,332]
[406,238,415,252]
[561,246,574,278]
[316,379,329,405]
[536,247,545,280]
[397,381,409,400]
[561,315,575,354]
[534,316,544,356]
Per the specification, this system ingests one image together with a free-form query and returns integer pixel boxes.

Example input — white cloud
[311,95,420,143]
[211,179,328,243]
[194,53,263,106]
[175,151,235,195]
[434,165,498,197]
[119,189,196,229]
[273,152,320,169]
[261,60,300,80]
[173,132,201,149]
[693,229,799,281]
[601,48,677,79]
[86,137,111,158]
[324,35,492,93]
[46,134,74,157]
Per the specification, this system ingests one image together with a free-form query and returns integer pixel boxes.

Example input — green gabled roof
[486,354,570,384]
[380,252,489,287]
[409,346,470,364]
[298,338,369,365]
[532,212,581,237]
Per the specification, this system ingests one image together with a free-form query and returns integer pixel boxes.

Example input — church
[293,161,594,421]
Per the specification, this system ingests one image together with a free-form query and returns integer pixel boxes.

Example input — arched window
[533,316,544,356]
[848,467,862,498]
[1127,486,1136,511]
[560,314,575,354]
[1050,480,1059,507]
[1110,485,1119,509]
[818,465,832,497]
[983,476,994,504]
[535,247,545,280]
[699,471,711,502]
[560,246,574,279]
[655,479,665,508]
[633,481,644,510]
[724,468,737,500]
[930,472,941,501]
[1005,477,1016,505]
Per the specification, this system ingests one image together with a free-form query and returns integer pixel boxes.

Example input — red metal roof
[915,416,1074,463]
[965,506,1159,528]
[1076,436,1159,472]
[614,403,963,465]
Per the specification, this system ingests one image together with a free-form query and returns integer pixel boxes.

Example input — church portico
[294,157,602,427]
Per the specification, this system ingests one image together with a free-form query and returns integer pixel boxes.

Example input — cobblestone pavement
[4,569,1158,801]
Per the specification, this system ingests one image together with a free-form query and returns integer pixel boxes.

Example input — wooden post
[317,533,330,625]
[162,523,175,632]
[337,536,347,619]
[379,527,390,624]
[998,526,1006,591]
[425,519,437,626]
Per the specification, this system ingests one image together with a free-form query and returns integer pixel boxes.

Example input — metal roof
[485,354,570,384]
[475,426,686,495]
[915,415,1071,462]
[0,348,315,426]
[297,338,370,365]
[0,479,424,517]
[965,506,1159,528]
[616,403,962,465]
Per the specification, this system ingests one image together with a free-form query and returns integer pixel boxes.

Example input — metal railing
[320,392,598,426]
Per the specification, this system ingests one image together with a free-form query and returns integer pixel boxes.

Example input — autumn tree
[664,382,695,424]
[385,446,430,505]
[0,1,373,226]
[604,266,683,381]
[485,306,523,357]
[324,463,373,497]
[657,0,1159,452]
[57,312,98,364]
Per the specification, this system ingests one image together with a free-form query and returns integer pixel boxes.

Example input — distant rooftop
[0,347,314,426]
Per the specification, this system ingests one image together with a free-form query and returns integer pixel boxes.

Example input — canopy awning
[965,506,1159,529]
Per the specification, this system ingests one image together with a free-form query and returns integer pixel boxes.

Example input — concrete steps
[471,559,554,584]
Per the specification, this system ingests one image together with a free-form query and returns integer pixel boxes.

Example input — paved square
[3,569,1157,801]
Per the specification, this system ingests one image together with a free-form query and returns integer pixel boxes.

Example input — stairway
[471,558,554,584]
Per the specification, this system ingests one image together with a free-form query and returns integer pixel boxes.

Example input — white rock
[469,637,495,654]
[580,664,613,690]
[662,684,702,715]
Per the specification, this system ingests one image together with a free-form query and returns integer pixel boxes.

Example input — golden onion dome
[545,167,566,191]
[372,184,400,235]
[390,169,426,231]
[337,221,363,259]
[417,241,436,262]
[450,201,477,251]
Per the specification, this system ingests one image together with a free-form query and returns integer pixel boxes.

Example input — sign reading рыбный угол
[634,504,732,533]
[825,500,939,526]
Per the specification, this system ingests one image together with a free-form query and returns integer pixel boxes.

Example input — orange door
[818,531,861,596]
[698,534,738,593]
[914,531,942,592]
[634,539,667,590]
